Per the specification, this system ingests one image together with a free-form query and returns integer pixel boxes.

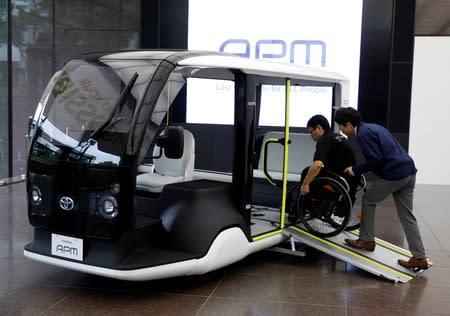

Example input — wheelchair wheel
[345,174,366,232]
[288,199,299,224]
[298,177,352,238]
[345,193,363,231]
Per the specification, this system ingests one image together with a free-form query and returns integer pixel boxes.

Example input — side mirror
[155,126,184,159]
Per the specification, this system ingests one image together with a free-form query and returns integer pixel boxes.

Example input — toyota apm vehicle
[24,50,354,281]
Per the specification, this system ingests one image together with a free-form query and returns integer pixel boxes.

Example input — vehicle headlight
[30,185,42,206]
[98,195,118,219]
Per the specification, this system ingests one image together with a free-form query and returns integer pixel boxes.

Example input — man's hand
[344,166,355,176]
[300,161,322,195]
[300,183,310,195]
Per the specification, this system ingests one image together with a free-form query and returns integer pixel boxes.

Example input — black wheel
[298,177,352,238]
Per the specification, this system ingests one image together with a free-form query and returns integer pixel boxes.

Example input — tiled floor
[1,181,450,315]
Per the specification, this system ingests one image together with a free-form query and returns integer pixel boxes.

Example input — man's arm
[300,160,323,195]
[352,128,384,175]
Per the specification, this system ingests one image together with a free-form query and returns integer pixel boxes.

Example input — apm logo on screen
[219,39,326,67]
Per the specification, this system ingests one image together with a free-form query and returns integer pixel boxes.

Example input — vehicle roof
[96,50,348,84]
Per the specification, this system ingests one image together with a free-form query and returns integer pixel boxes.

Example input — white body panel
[24,227,285,281]
[99,51,350,107]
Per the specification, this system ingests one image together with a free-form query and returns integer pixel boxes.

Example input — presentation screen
[187,0,363,126]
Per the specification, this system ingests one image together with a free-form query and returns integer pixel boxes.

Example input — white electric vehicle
[24,50,356,281]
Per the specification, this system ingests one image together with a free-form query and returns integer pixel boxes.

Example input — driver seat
[136,129,195,193]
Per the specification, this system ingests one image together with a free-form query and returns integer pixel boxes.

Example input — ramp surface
[285,226,432,283]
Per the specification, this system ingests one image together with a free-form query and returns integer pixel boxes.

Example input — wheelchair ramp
[284,226,431,283]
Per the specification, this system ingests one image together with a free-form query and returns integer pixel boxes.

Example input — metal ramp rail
[284,225,431,283]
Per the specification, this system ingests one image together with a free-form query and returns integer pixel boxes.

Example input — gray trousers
[359,174,426,259]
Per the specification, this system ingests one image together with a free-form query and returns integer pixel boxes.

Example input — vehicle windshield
[30,59,158,166]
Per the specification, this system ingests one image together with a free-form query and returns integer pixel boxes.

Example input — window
[259,85,333,127]
[186,78,235,125]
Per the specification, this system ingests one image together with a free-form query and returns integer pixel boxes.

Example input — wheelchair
[288,170,366,238]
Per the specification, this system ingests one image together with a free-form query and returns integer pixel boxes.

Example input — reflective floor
[1,181,450,315]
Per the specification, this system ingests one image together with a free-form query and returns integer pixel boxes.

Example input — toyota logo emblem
[59,196,75,211]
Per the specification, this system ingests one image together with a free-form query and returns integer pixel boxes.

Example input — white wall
[409,36,450,185]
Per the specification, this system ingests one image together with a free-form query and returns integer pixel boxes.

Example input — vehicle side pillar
[232,74,256,224]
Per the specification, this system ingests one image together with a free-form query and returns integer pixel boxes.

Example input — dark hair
[334,107,361,127]
[307,114,330,131]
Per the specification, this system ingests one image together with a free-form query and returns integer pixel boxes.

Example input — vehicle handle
[263,137,291,187]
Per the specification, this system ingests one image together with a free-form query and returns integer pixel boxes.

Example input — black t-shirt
[313,131,356,176]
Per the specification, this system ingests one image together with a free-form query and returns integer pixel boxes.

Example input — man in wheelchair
[288,115,361,237]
